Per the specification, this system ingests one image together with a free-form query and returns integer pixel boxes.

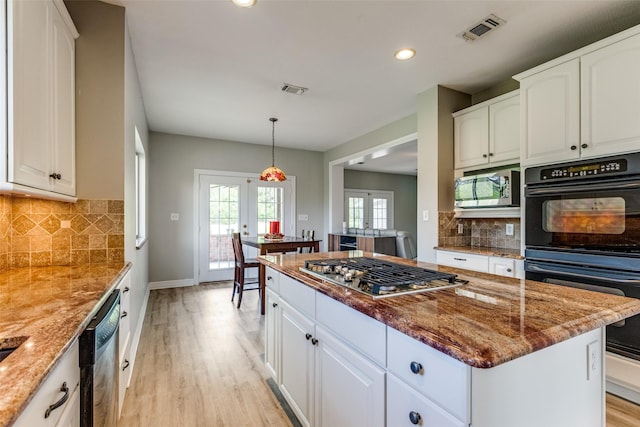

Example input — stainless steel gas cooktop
[300,257,467,298]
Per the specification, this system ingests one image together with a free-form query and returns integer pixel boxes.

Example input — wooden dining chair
[298,230,315,253]
[231,232,260,308]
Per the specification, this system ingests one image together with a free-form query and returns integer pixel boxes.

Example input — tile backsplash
[438,211,521,250]
[0,195,124,272]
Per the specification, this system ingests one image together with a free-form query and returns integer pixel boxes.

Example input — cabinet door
[7,0,53,190]
[50,1,76,195]
[520,59,580,166]
[581,33,640,158]
[488,257,516,277]
[454,106,489,169]
[489,94,520,164]
[265,289,280,381]
[279,300,315,427]
[314,325,385,427]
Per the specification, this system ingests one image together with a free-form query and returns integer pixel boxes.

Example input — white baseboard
[127,284,150,388]
[606,352,640,404]
[148,278,195,290]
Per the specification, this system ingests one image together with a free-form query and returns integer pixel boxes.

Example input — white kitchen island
[261,251,640,427]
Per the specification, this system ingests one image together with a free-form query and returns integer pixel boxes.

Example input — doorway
[196,171,295,283]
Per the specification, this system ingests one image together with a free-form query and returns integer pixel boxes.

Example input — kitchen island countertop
[0,262,131,427]
[260,251,640,368]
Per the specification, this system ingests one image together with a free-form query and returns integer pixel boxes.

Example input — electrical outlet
[506,223,514,236]
[422,210,429,221]
[170,213,179,221]
[457,223,464,234]
[587,341,600,380]
[298,214,309,221]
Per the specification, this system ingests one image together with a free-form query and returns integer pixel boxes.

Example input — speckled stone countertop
[0,262,131,427]
[260,251,640,368]
[435,245,524,259]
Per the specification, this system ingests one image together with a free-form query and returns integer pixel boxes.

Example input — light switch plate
[422,210,429,221]
[587,340,600,380]
[298,214,309,221]
[170,213,179,221]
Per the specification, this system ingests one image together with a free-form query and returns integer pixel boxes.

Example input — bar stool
[299,230,315,253]
[231,232,260,308]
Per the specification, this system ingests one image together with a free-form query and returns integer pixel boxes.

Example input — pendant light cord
[270,117,278,167]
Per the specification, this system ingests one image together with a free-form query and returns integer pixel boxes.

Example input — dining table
[241,235,321,314]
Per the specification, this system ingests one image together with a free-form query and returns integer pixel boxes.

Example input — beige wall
[66,0,125,200]
[416,86,470,262]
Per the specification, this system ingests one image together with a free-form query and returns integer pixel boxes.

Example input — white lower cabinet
[270,272,386,427]
[280,298,316,427]
[436,249,524,279]
[13,340,80,427]
[265,288,280,381]
[117,270,132,417]
[314,325,385,427]
[387,374,465,427]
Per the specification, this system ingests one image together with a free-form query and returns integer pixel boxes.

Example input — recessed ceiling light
[394,48,416,61]
[232,0,256,8]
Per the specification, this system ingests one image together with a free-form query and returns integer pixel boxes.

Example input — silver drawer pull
[453,257,467,261]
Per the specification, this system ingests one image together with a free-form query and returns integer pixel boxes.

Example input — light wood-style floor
[119,283,293,427]
[120,283,640,426]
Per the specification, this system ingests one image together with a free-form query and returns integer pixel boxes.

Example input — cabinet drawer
[316,292,386,366]
[266,267,280,293]
[14,340,80,427]
[436,250,488,272]
[280,273,315,318]
[387,374,466,427]
[387,327,469,422]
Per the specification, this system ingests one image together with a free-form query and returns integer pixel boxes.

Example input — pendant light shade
[260,117,287,182]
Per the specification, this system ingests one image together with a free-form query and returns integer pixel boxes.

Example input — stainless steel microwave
[454,169,520,208]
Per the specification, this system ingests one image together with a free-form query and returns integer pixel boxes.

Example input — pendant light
[260,117,287,182]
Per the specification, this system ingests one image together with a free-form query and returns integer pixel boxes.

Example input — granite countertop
[0,262,131,427]
[435,245,524,259]
[260,251,640,368]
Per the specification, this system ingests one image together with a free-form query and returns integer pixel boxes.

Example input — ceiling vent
[458,14,506,42]
[281,83,308,95]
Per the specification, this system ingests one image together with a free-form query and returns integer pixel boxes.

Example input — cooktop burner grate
[301,257,464,298]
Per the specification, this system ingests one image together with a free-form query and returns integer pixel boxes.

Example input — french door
[344,189,394,230]
[197,172,294,283]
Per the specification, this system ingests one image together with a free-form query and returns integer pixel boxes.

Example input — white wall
[124,18,149,337]
[148,132,324,283]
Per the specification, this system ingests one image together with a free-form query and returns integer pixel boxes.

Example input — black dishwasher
[79,289,120,427]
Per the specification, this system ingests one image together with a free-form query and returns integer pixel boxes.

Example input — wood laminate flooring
[120,282,640,426]
[119,283,293,427]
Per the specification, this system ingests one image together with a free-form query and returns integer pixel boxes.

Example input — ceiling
[121,0,640,172]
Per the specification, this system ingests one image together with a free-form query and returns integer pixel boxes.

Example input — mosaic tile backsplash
[0,195,124,271]
[439,211,521,250]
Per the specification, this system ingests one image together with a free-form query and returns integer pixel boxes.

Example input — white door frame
[193,169,296,284]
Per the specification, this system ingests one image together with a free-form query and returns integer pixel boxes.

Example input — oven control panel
[540,159,628,180]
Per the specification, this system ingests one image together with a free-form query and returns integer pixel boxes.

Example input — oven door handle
[526,179,640,196]
[527,263,640,285]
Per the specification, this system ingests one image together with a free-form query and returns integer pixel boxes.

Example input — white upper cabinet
[581,32,640,158]
[454,106,488,169]
[516,26,640,167]
[519,59,580,166]
[2,0,78,200]
[489,93,520,164]
[453,90,519,170]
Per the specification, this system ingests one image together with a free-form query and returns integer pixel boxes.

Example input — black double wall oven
[524,152,640,360]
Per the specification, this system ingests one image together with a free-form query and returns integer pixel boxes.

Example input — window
[257,186,284,235]
[135,127,147,248]
[344,189,393,230]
